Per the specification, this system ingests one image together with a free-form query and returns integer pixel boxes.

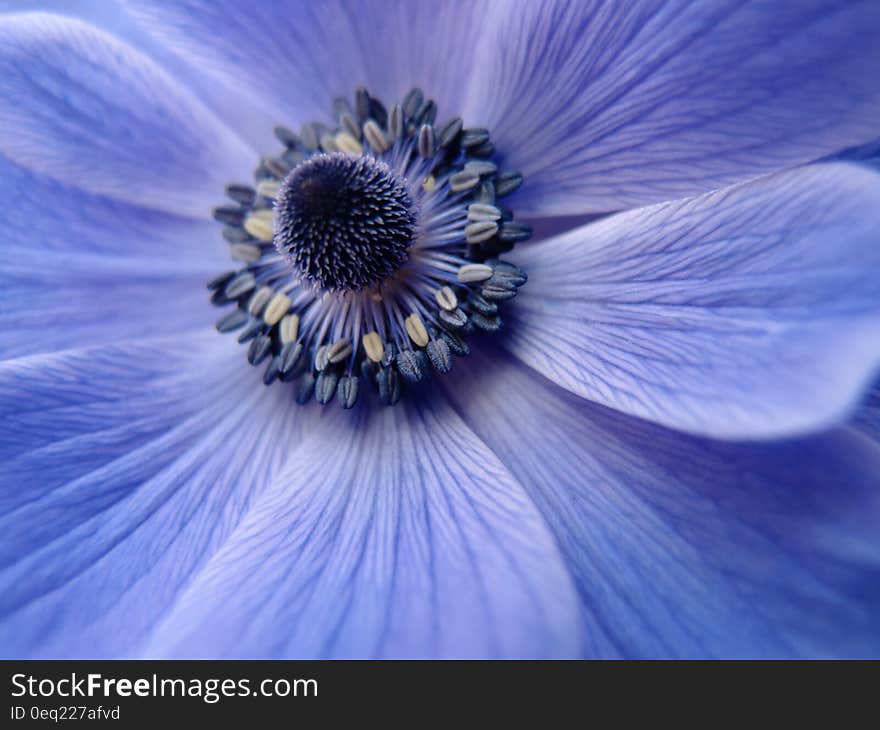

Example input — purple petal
[464,0,880,215]
[122,0,493,142]
[852,378,880,443]
[146,397,581,658]
[0,335,314,657]
[445,351,880,658]
[0,13,253,215]
[0,1,142,37]
[835,137,880,173]
[0,156,225,360]
[507,163,880,438]
[0,0,278,151]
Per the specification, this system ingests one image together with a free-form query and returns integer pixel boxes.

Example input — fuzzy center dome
[273,153,417,291]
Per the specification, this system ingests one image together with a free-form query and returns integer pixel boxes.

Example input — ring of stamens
[208,86,530,409]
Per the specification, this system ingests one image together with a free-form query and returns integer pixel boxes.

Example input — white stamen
[280,313,300,344]
[434,286,458,311]
[256,180,281,199]
[248,285,274,316]
[363,119,390,153]
[405,312,429,347]
[457,263,494,283]
[335,131,363,155]
[244,210,274,241]
[264,292,292,326]
[363,331,384,363]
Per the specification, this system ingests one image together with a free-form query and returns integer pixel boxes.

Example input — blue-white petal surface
[0,350,581,658]
[0,335,309,657]
[445,352,880,658]
[507,163,880,438]
[0,156,223,360]
[145,398,582,658]
[0,13,253,215]
[121,0,493,151]
[465,0,880,215]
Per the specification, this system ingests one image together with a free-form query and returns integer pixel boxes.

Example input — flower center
[274,154,416,292]
[208,86,530,409]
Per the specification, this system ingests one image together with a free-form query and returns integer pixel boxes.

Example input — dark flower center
[274,153,417,292]
[208,86,530,409]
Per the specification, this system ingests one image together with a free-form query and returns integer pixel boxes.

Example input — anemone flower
[1,1,880,660]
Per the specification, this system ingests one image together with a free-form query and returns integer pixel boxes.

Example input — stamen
[209,87,531,408]
[363,331,385,363]
[434,286,458,311]
[404,313,430,348]
[279,314,300,344]
[264,293,291,326]
[465,221,499,244]
[457,263,494,283]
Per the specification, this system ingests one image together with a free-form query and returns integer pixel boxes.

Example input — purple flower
[1,1,880,658]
